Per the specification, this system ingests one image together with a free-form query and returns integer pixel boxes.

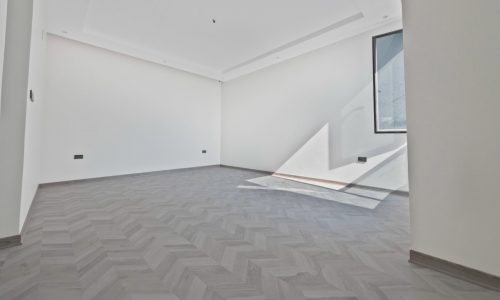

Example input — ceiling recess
[46,0,403,81]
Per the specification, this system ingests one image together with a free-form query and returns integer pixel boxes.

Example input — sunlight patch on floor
[240,176,381,209]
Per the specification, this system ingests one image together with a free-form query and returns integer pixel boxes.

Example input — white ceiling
[46,0,402,81]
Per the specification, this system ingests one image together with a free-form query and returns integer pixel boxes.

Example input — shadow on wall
[274,83,408,192]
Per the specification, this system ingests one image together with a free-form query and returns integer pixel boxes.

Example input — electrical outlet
[74,154,84,160]
[358,156,367,163]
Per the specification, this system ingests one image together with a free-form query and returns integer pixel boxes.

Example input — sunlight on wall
[276,124,330,178]
[275,122,408,192]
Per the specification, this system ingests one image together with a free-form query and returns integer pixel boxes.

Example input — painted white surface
[20,0,47,230]
[0,0,7,110]
[403,0,500,276]
[45,0,402,80]
[244,176,381,209]
[0,0,33,238]
[41,35,221,183]
[222,22,408,192]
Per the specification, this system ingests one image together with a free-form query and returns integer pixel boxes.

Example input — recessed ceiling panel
[83,0,360,70]
[47,0,402,80]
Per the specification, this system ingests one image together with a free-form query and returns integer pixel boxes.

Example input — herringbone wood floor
[0,166,498,300]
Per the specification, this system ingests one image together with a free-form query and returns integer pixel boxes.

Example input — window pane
[374,31,406,132]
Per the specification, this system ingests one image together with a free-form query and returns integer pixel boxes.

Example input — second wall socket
[357,156,367,163]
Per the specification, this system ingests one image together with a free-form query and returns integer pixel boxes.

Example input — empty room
[0,0,499,299]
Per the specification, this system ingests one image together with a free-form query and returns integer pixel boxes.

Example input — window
[372,30,407,133]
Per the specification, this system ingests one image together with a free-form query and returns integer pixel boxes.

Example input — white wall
[0,0,8,107]
[20,0,47,230]
[41,35,221,183]
[0,0,33,238]
[222,22,408,191]
[403,0,500,275]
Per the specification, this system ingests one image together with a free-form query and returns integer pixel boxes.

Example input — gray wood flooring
[0,166,499,300]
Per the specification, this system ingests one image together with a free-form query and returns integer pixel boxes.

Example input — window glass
[373,30,407,133]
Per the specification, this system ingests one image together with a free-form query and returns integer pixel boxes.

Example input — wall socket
[74,154,84,160]
[357,156,367,163]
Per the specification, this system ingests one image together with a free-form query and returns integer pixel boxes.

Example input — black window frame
[372,29,407,134]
